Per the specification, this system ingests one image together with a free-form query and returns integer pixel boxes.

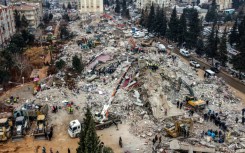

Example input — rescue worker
[14,97,17,103]
[179,102,183,109]
[42,147,46,153]
[176,101,179,108]
[119,137,123,148]
[70,107,74,114]
[236,117,239,123]
[154,135,158,142]
[112,120,119,130]
[159,136,162,143]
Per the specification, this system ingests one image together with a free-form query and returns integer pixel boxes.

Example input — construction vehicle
[68,66,131,137]
[12,116,29,140]
[68,119,82,138]
[14,104,49,121]
[177,78,206,109]
[33,115,48,139]
[164,118,193,138]
[68,113,121,138]
[0,118,12,141]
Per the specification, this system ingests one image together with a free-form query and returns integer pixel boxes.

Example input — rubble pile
[7,13,244,153]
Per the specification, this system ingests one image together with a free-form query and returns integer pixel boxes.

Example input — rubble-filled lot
[1,13,245,153]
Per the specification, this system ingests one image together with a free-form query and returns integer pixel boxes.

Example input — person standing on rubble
[42,147,46,153]
[176,101,179,108]
[155,135,158,142]
[206,100,209,106]
[242,108,245,116]
[55,106,58,112]
[242,116,245,125]
[112,120,119,130]
[236,117,239,123]
[179,102,183,109]
[152,138,156,145]
[219,101,222,109]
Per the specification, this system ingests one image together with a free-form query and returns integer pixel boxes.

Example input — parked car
[144,35,149,40]
[167,45,174,49]
[149,33,154,38]
[190,60,200,68]
[205,69,215,77]
[179,49,190,57]
[210,67,220,73]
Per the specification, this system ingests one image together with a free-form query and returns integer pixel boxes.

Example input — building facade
[79,0,103,13]
[216,0,232,10]
[0,5,15,48]
[0,0,8,6]
[13,2,43,29]
[136,0,176,9]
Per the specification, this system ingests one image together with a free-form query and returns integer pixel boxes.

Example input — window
[97,6,100,8]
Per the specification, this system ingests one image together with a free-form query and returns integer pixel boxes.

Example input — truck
[0,118,12,141]
[68,119,82,138]
[12,116,29,140]
[68,116,122,138]
[33,115,48,139]
[14,104,49,121]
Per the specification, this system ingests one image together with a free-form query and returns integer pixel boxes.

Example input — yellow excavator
[164,118,193,138]
[33,115,48,139]
[0,118,12,141]
[177,78,206,109]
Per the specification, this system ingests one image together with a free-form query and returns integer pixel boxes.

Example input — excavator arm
[177,78,194,97]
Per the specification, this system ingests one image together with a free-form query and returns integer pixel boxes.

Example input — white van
[180,49,190,57]
[205,69,215,77]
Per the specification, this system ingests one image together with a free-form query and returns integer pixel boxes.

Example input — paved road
[158,39,245,94]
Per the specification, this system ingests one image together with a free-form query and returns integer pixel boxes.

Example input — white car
[190,60,200,68]
[167,45,174,49]
[180,49,190,57]
[144,36,149,40]
[149,33,154,38]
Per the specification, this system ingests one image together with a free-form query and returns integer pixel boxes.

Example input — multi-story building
[59,0,79,8]
[0,5,15,48]
[79,0,103,13]
[0,0,8,6]
[13,2,43,29]
[136,0,176,9]
[216,0,232,10]
[198,0,232,10]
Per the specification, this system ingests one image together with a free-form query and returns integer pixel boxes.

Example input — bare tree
[13,54,31,80]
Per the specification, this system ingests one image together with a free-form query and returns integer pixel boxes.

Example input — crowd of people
[42,147,71,153]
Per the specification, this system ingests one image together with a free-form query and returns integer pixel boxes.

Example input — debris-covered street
[1,3,245,153]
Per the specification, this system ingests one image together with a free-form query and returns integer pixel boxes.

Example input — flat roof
[69,119,80,127]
